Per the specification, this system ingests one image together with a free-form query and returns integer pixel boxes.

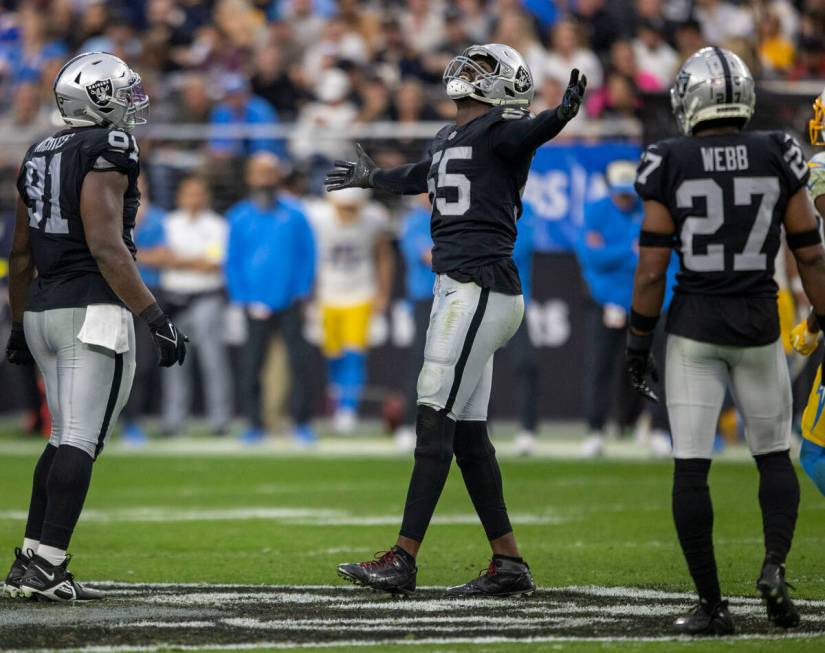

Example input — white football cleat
[333,408,357,435]
[394,426,417,452]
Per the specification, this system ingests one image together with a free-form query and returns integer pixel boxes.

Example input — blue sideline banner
[523,141,643,252]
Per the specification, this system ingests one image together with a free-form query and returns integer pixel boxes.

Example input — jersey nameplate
[700,145,748,172]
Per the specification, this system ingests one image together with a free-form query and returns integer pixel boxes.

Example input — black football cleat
[757,562,800,628]
[18,554,104,602]
[2,548,32,598]
[673,599,735,636]
[337,547,417,595]
[446,558,536,597]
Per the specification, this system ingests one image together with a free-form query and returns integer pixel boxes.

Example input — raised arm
[80,171,186,366]
[491,69,587,159]
[325,143,430,195]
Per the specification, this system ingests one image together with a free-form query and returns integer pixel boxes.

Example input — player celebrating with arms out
[628,48,825,634]
[326,44,585,596]
[2,53,187,601]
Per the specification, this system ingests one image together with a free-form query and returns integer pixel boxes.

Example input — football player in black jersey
[2,53,186,602]
[327,44,586,596]
[628,47,825,634]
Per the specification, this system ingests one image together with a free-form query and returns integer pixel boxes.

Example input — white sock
[21,538,39,558]
[37,545,67,566]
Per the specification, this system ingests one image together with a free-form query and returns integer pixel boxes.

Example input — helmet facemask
[444,53,500,103]
[443,44,533,107]
[113,72,150,130]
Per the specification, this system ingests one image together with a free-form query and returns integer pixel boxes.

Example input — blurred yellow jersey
[802,366,825,447]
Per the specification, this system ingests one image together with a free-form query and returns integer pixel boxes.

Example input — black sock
[399,406,456,542]
[493,554,524,564]
[24,444,58,541]
[754,449,799,566]
[672,458,721,607]
[393,545,416,563]
[454,420,512,540]
[39,445,94,550]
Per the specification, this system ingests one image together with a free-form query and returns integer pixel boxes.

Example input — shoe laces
[479,560,497,578]
[360,550,395,569]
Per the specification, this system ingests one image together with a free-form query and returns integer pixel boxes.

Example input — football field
[2,427,825,653]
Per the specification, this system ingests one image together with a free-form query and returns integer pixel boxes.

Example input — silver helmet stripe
[712,46,733,104]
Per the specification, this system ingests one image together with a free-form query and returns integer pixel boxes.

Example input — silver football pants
[24,307,136,459]
[417,275,524,421]
[665,334,792,459]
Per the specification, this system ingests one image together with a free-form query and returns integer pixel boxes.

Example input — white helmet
[443,43,534,106]
[670,46,755,135]
[53,52,149,131]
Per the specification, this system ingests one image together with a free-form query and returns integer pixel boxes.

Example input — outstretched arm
[492,69,587,159]
[325,143,430,195]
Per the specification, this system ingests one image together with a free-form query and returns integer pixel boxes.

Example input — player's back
[17,125,140,311]
[635,129,809,346]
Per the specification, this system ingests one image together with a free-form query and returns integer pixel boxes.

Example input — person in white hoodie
[160,176,232,436]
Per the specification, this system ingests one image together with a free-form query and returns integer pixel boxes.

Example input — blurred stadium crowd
[1,0,824,452]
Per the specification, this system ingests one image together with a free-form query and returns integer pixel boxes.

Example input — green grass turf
[2,449,825,652]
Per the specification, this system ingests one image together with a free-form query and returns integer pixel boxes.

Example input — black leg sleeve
[399,405,456,541]
[673,458,721,606]
[454,420,512,540]
[24,443,58,541]
[754,449,800,565]
[39,445,94,550]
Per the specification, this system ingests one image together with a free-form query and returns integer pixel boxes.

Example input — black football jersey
[16,126,140,311]
[423,107,539,294]
[635,130,810,346]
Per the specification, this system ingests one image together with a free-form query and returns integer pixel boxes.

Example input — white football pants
[416,274,524,421]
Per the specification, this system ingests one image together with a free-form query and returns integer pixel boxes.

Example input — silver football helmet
[443,43,534,106]
[670,46,755,135]
[53,52,149,131]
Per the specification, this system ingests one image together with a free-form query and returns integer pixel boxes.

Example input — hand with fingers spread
[558,68,587,121]
[325,143,377,192]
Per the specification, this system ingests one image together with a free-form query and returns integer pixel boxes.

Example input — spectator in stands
[609,39,663,91]
[788,37,825,81]
[290,68,358,193]
[307,188,393,435]
[397,194,435,451]
[159,176,233,437]
[422,7,473,82]
[208,73,284,159]
[177,73,214,123]
[251,43,305,121]
[575,161,654,458]
[456,0,494,42]
[545,18,603,93]
[121,176,168,445]
[372,18,426,84]
[573,0,622,58]
[225,153,316,445]
[510,212,540,457]
[759,9,796,76]
[586,71,640,120]
[302,15,368,81]
[0,81,54,166]
[693,0,754,47]
[633,20,679,89]
[674,19,706,65]
[281,0,328,51]
[401,0,446,55]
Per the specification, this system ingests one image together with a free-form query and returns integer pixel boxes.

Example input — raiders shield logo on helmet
[514,67,532,94]
[85,79,113,108]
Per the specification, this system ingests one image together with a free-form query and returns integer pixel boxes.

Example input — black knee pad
[454,420,495,466]
[415,405,455,462]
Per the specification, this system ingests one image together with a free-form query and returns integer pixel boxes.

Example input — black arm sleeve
[491,108,568,159]
[371,158,431,195]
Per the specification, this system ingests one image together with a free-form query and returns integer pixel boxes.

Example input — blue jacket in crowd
[576,195,677,311]
[225,196,315,311]
[208,95,285,158]
[134,204,166,289]
[399,205,435,302]
[513,212,536,303]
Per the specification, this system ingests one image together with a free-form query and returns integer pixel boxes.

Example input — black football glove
[626,330,659,403]
[324,143,377,191]
[140,303,188,367]
[558,68,587,121]
[5,321,34,365]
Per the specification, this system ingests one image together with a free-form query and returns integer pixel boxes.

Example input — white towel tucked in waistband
[76,304,131,353]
